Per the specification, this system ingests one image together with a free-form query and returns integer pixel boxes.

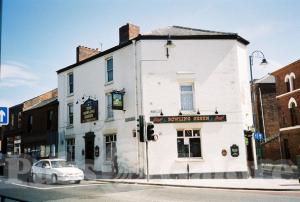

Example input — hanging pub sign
[150,115,226,124]
[81,99,98,123]
[230,144,239,157]
[111,91,124,110]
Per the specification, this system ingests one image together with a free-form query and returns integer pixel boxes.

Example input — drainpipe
[258,87,266,142]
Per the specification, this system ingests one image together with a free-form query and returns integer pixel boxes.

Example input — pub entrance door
[84,132,95,170]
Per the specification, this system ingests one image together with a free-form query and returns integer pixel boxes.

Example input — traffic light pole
[146,140,149,182]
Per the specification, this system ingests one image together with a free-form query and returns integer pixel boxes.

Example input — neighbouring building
[1,89,59,159]
[57,23,254,178]
[251,74,281,161]
[1,104,23,155]
[271,59,300,164]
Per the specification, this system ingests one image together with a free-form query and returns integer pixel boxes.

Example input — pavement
[91,178,300,191]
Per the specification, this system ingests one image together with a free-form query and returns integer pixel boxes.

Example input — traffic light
[137,115,145,142]
[147,122,155,141]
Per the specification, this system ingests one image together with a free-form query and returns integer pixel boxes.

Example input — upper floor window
[180,84,194,111]
[47,110,54,130]
[68,103,74,126]
[285,74,290,92]
[288,98,298,126]
[106,94,113,119]
[68,73,74,95]
[17,112,22,128]
[11,113,15,128]
[106,58,113,83]
[177,129,201,158]
[27,115,33,132]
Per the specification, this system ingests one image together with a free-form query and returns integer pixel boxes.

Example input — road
[0,178,300,202]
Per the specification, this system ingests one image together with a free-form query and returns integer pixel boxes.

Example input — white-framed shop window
[177,129,202,158]
[105,134,117,161]
[106,94,113,120]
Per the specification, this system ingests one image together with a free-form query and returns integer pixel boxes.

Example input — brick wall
[119,23,140,44]
[273,60,300,96]
[76,46,100,62]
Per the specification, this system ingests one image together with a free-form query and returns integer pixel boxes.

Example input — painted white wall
[140,39,251,175]
[58,38,252,176]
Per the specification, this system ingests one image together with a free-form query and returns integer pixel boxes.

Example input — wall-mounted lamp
[165,35,175,58]
[215,108,219,114]
[179,111,182,116]
[160,109,164,116]
[197,109,201,115]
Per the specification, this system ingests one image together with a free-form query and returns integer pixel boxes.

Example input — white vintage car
[31,159,84,184]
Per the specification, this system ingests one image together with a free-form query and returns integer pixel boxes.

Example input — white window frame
[180,83,195,112]
[67,72,74,96]
[67,103,74,126]
[106,57,113,83]
[105,134,117,162]
[176,129,202,159]
[106,93,114,120]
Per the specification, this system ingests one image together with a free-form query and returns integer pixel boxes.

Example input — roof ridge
[172,25,236,35]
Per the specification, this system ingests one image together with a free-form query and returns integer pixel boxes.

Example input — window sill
[104,81,114,86]
[175,158,204,162]
[180,110,196,115]
[104,161,112,165]
[67,93,74,97]
[66,125,74,129]
[105,118,114,122]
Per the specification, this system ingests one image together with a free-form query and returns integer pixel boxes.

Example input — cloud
[238,24,274,40]
[0,63,39,87]
[0,98,14,107]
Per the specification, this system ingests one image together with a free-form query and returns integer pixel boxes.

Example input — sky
[0,0,299,107]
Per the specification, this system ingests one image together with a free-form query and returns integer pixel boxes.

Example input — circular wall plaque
[221,149,227,156]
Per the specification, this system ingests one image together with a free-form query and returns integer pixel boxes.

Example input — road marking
[9,182,105,190]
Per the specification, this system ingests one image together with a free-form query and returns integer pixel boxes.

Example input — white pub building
[57,23,255,179]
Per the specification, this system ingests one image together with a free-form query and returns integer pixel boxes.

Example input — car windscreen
[51,161,73,168]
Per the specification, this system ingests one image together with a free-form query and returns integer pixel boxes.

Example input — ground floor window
[177,129,201,158]
[66,138,75,162]
[105,134,117,161]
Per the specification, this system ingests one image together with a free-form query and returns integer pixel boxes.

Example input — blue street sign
[254,132,264,141]
[0,107,9,125]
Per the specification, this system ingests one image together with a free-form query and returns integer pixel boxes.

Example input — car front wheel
[75,180,81,184]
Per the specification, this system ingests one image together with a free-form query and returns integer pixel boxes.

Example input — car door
[34,161,43,179]
[41,161,51,181]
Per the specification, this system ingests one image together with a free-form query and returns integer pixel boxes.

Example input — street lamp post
[249,50,268,172]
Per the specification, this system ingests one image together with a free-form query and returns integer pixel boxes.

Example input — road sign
[0,107,9,125]
[254,132,264,141]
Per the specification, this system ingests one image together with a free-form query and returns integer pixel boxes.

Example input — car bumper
[57,175,84,182]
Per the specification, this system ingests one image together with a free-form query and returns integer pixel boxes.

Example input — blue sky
[1,0,300,107]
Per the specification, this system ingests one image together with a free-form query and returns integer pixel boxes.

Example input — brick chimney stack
[119,23,140,44]
[76,46,100,62]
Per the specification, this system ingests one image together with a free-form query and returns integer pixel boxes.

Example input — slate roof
[23,97,58,112]
[147,25,236,36]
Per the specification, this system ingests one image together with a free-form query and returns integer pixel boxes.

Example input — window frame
[180,83,195,112]
[67,103,74,126]
[67,72,74,96]
[106,57,113,83]
[176,129,202,159]
[106,93,114,120]
[105,134,117,162]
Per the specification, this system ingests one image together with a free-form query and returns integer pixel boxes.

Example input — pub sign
[112,91,124,110]
[230,144,239,157]
[81,99,98,123]
[150,115,226,124]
